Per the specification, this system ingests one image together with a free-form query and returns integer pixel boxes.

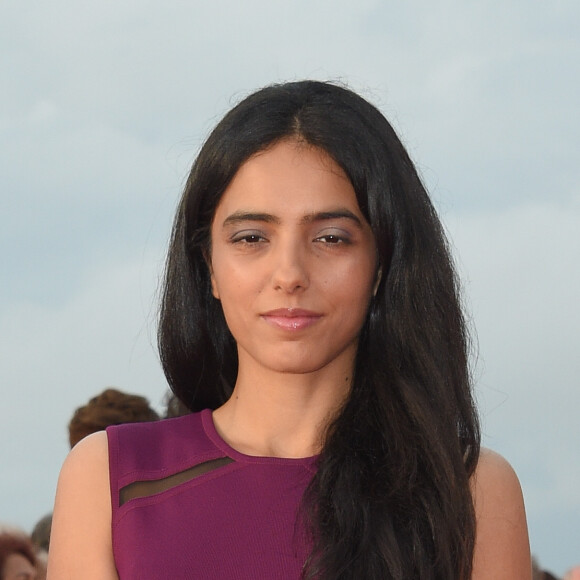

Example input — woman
[48,80,530,579]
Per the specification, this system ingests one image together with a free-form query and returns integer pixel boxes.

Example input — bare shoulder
[471,448,524,504]
[470,448,532,579]
[47,431,118,580]
[60,429,110,476]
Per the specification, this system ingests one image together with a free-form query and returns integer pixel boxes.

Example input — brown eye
[238,235,263,243]
[230,230,267,244]
[315,233,350,244]
[318,235,341,243]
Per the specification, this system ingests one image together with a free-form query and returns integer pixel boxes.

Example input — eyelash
[230,232,266,244]
[315,234,349,244]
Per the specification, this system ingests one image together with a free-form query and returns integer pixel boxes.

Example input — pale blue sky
[1,1,579,575]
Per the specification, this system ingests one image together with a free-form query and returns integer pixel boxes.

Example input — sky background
[1,0,578,575]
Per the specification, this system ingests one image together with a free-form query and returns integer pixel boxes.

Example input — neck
[212,361,352,459]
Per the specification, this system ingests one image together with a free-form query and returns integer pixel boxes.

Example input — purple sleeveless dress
[107,410,316,579]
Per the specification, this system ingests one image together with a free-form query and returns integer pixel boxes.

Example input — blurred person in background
[30,515,51,580]
[30,514,51,555]
[68,387,159,447]
[0,531,38,580]
[163,390,190,419]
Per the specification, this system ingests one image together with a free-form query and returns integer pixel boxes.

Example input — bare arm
[471,448,531,579]
[47,431,118,580]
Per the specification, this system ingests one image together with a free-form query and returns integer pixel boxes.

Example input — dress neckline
[200,408,319,468]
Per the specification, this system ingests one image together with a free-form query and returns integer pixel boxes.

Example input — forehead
[213,140,363,220]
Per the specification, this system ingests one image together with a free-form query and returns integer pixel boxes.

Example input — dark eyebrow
[222,209,363,228]
[300,209,363,227]
[222,212,281,227]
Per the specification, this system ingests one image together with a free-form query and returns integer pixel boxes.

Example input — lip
[260,308,322,331]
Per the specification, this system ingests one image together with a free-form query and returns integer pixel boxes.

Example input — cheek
[325,270,375,328]
[210,259,259,310]
[331,259,376,297]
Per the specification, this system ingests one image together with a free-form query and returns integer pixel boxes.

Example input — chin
[266,356,335,376]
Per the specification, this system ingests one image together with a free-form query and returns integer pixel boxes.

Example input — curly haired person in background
[68,388,160,448]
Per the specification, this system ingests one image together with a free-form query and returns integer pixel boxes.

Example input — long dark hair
[158,80,480,579]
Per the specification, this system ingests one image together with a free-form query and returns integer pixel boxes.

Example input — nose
[270,238,310,293]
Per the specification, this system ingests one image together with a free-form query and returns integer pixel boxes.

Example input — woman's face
[209,139,378,378]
